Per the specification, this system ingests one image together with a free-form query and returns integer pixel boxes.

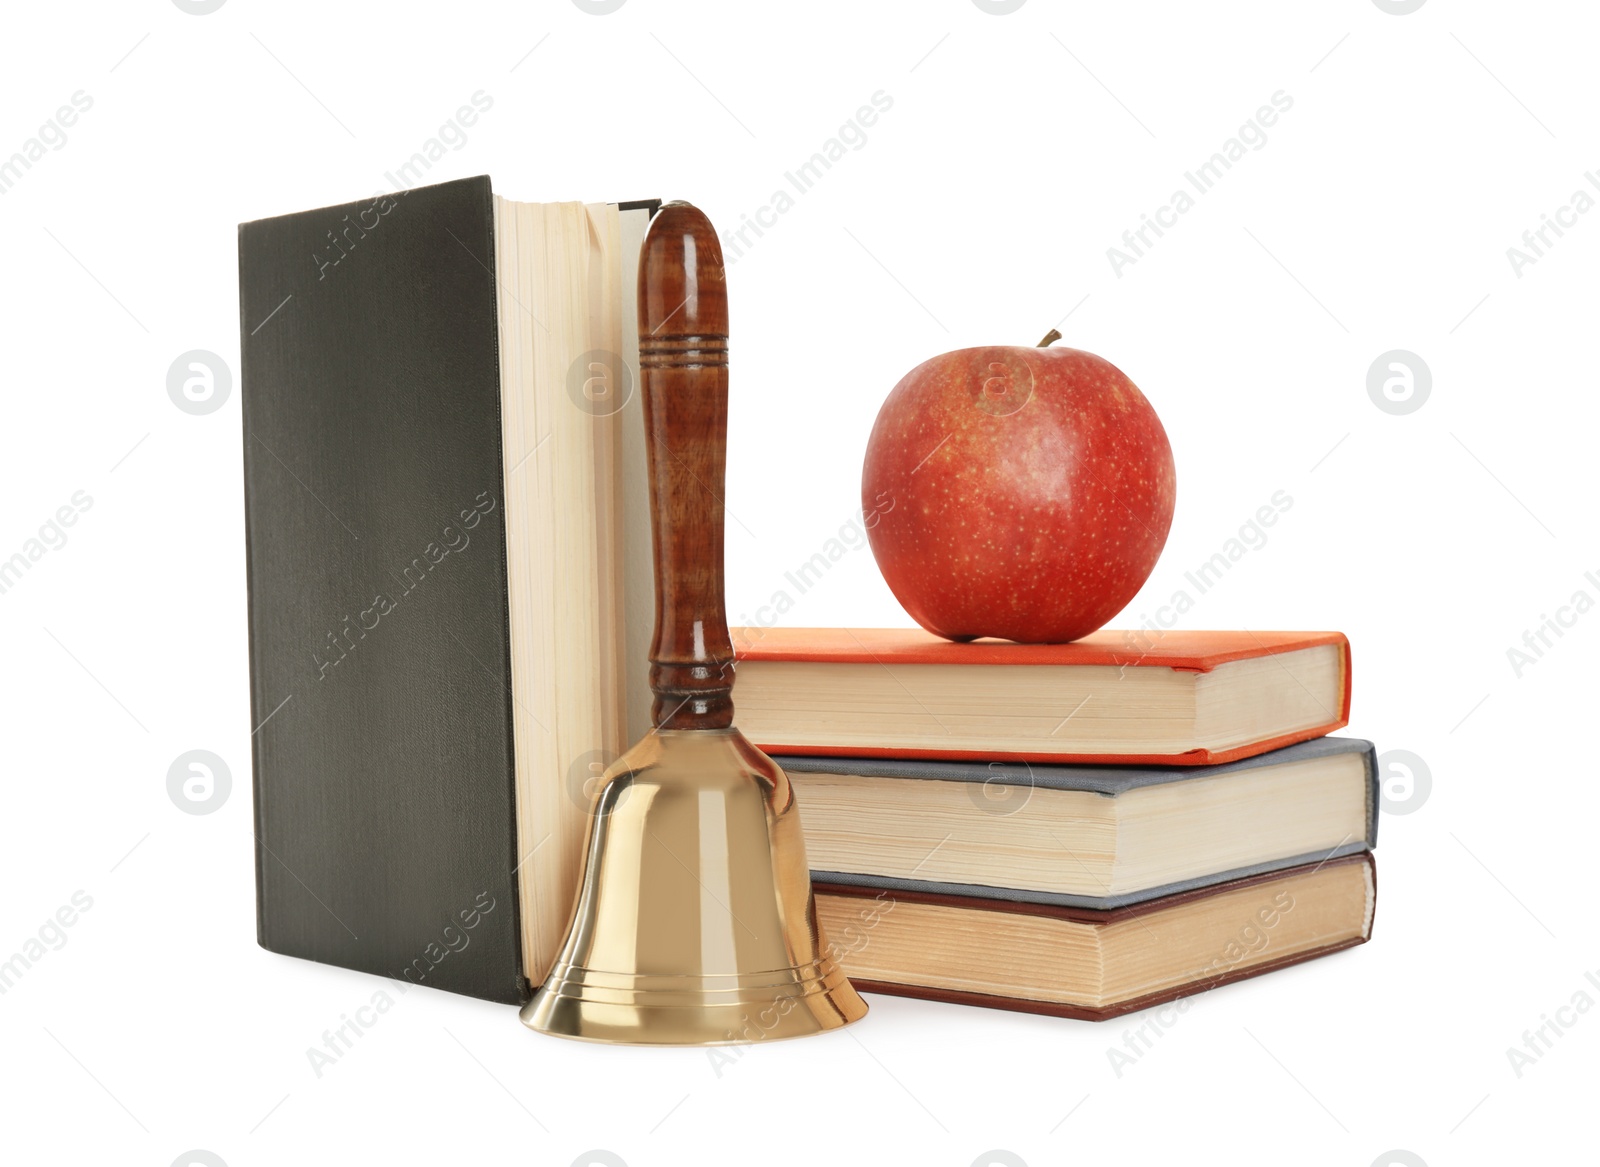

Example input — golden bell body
[521,728,868,1044]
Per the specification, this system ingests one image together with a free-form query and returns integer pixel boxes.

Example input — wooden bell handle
[638,202,735,731]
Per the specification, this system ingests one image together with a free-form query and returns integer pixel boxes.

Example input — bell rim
[518,981,869,1046]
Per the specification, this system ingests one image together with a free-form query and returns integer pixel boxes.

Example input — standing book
[239,176,656,1004]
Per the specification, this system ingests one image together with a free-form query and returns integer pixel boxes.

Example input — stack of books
[238,178,1376,1031]
[732,627,1376,1020]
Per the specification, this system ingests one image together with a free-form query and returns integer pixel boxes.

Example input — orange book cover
[730,627,1352,765]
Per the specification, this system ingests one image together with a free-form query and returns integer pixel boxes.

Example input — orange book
[730,628,1351,765]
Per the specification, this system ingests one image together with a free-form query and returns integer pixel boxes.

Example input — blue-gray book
[779,736,1376,909]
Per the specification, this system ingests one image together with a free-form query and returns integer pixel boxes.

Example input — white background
[0,1,1593,1164]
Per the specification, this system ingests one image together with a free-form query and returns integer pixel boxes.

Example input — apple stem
[1037,329,1061,347]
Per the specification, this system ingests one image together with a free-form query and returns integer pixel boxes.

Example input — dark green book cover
[238,176,527,1004]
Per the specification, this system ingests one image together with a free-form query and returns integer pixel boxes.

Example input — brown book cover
[815,853,1375,1021]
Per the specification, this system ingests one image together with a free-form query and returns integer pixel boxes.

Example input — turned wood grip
[638,202,735,730]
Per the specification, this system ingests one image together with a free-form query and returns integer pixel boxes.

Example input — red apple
[862,333,1176,644]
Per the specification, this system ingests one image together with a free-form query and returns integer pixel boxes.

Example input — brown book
[815,853,1374,1021]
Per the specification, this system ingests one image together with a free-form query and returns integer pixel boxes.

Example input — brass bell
[520,202,868,1044]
